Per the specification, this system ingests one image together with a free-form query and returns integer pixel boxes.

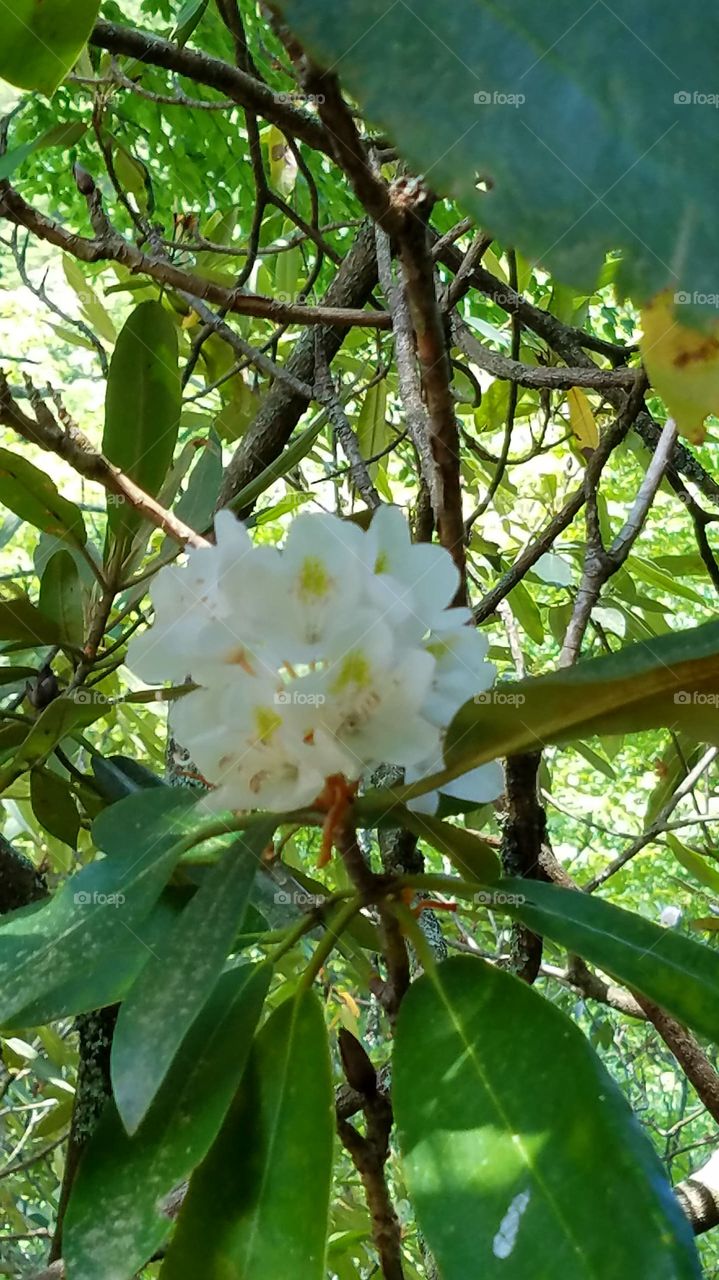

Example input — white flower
[309,634,441,778]
[128,506,506,815]
[170,678,337,812]
[422,626,495,727]
[405,754,504,816]
[128,511,279,684]
[659,905,682,928]
[362,505,469,640]
[274,513,369,662]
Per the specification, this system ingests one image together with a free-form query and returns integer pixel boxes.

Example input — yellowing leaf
[641,290,719,444]
[337,988,361,1020]
[266,125,298,197]
[567,386,599,449]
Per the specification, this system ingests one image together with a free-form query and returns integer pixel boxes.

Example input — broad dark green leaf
[91,753,166,801]
[0,694,107,794]
[441,621,719,788]
[103,301,181,543]
[64,964,270,1280]
[112,822,273,1134]
[0,789,197,1027]
[401,810,500,883]
[0,593,62,645]
[7,891,185,1028]
[30,769,80,847]
[0,0,101,95]
[278,0,719,308]
[500,879,719,1043]
[160,991,334,1280]
[394,957,701,1279]
[0,447,86,545]
[0,665,36,686]
[39,550,84,647]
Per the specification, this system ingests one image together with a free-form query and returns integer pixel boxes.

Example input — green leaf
[173,432,222,531]
[0,447,86,545]
[629,556,707,605]
[665,834,719,897]
[0,0,102,95]
[39,550,84,647]
[103,301,181,543]
[507,579,543,645]
[112,821,273,1134]
[92,753,165,802]
[115,143,149,210]
[0,789,196,1026]
[7,891,185,1027]
[276,0,719,308]
[356,380,389,475]
[0,665,36,686]
[228,416,326,514]
[0,594,61,645]
[63,964,270,1280]
[401,810,501,883]
[500,879,719,1043]
[0,140,38,182]
[160,991,334,1280]
[393,957,700,1279]
[63,255,117,345]
[442,620,719,787]
[0,119,86,181]
[30,769,80,847]
[172,0,210,47]
[0,694,107,794]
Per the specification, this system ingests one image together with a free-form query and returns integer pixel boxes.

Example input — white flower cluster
[128,507,503,814]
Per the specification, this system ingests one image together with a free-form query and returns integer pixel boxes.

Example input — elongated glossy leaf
[103,301,181,542]
[0,595,61,645]
[174,432,222,532]
[0,695,107,794]
[39,550,84,647]
[7,891,185,1028]
[500,879,719,1043]
[173,0,210,47]
[0,665,36,686]
[112,822,273,1134]
[30,769,80,847]
[0,693,107,792]
[64,964,270,1280]
[63,255,117,345]
[0,790,197,1027]
[394,957,701,1279]
[0,0,101,95]
[442,620,719,787]
[401,810,501,883]
[665,833,719,896]
[91,780,200,857]
[161,991,334,1280]
[92,753,166,802]
[0,119,87,181]
[278,0,719,309]
[0,447,86,545]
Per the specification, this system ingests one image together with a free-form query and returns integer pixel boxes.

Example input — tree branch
[89,19,331,154]
[0,375,209,549]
